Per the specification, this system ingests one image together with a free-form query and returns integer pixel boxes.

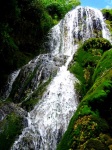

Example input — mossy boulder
[69,38,111,99]
[57,39,112,150]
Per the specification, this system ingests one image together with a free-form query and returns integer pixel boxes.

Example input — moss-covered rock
[57,39,112,150]
[0,112,23,150]
[69,38,111,99]
[21,77,51,111]
[84,139,109,150]
[82,38,111,51]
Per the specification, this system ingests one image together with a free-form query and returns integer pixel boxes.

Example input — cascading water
[11,6,111,150]
[11,49,78,149]
[1,69,20,100]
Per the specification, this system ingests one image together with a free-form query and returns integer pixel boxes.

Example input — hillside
[57,38,112,150]
[0,2,112,150]
[57,9,112,150]
[0,1,81,149]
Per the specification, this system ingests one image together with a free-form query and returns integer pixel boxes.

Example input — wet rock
[6,53,67,103]
[0,102,27,122]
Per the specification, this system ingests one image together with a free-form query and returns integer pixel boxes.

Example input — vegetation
[0,0,80,90]
[0,113,23,150]
[43,0,80,20]
[57,38,112,150]
[0,1,81,149]
[21,77,52,111]
[69,38,111,99]
[102,9,112,35]
[53,8,112,149]
[102,9,112,21]
[2,2,112,150]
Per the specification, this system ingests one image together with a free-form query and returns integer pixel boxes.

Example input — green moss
[57,113,109,150]
[21,77,52,111]
[105,20,112,35]
[92,49,112,82]
[0,113,23,150]
[58,38,112,150]
[82,38,111,52]
[84,139,109,150]
[0,0,81,89]
[9,65,39,103]
[69,38,110,99]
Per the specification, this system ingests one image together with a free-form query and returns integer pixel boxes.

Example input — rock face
[0,103,27,122]
[4,54,66,103]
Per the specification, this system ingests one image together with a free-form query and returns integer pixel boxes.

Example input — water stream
[12,45,78,150]
[11,6,111,150]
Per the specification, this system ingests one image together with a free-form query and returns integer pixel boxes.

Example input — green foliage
[102,9,112,21]
[69,38,111,99]
[102,9,112,36]
[106,20,112,35]
[0,1,46,88]
[82,38,112,51]
[46,2,66,20]
[92,49,112,82]
[57,74,111,149]
[87,77,112,129]
[42,0,80,12]
[0,113,23,150]
[82,50,112,124]
[43,0,80,22]
[58,39,112,149]
[69,48,88,98]
[9,65,39,103]
[70,61,85,84]
[69,38,108,98]
[85,139,108,150]
[0,0,81,89]
[78,105,93,116]
[57,112,109,150]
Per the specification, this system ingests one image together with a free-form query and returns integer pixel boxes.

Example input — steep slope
[0,6,112,150]
[0,0,80,90]
[57,8,112,150]
[57,38,112,150]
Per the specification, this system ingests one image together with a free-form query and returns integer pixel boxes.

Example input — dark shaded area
[0,0,53,90]
[0,112,23,150]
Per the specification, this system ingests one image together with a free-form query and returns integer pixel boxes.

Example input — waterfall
[1,70,20,100]
[11,47,78,149]
[11,6,111,150]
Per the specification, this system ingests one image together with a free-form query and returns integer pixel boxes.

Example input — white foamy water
[11,6,111,150]
[12,55,78,150]
[1,69,20,100]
